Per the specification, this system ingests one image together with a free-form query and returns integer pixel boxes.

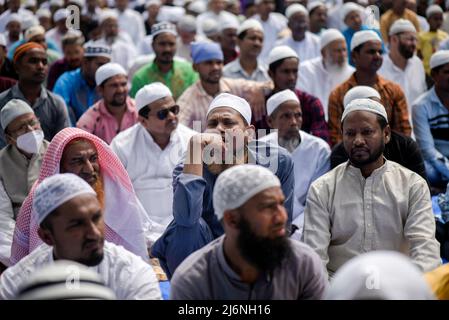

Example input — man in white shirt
[0,0,32,32]
[379,19,426,115]
[262,89,330,241]
[114,0,146,46]
[196,0,239,36]
[297,28,354,119]
[303,98,440,277]
[111,82,195,239]
[275,4,320,63]
[0,173,162,300]
[45,8,71,52]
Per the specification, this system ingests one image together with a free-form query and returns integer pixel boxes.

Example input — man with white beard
[297,28,354,120]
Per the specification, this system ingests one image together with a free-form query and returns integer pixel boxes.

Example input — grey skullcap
[213,164,281,220]
[1,99,34,131]
[178,15,197,33]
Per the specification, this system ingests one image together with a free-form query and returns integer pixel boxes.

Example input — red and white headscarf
[10,128,151,265]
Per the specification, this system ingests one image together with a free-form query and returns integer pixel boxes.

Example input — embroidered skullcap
[341,98,388,123]
[307,1,325,13]
[426,4,443,18]
[341,2,362,21]
[350,30,382,51]
[151,21,178,38]
[1,99,34,131]
[213,164,281,220]
[237,18,263,36]
[266,89,299,116]
[207,93,252,125]
[83,41,112,59]
[36,8,51,19]
[202,18,220,36]
[135,82,173,111]
[178,15,197,33]
[430,50,449,70]
[285,3,307,19]
[343,86,381,108]
[267,45,299,66]
[95,62,127,86]
[33,173,97,226]
[24,25,45,41]
[187,0,206,14]
[320,28,345,50]
[191,41,223,64]
[17,261,117,300]
[13,42,45,63]
[389,19,416,36]
[53,8,69,22]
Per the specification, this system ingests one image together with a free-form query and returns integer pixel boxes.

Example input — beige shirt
[303,160,440,277]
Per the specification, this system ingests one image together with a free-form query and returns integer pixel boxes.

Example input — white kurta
[303,160,441,277]
[0,241,162,300]
[378,54,427,118]
[111,123,195,239]
[261,130,330,239]
[0,181,14,266]
[275,32,321,64]
[297,56,355,120]
[115,8,146,46]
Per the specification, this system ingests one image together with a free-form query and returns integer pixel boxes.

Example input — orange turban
[13,42,45,64]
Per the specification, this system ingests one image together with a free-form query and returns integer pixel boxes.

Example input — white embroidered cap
[207,93,252,125]
[341,98,388,123]
[266,89,299,116]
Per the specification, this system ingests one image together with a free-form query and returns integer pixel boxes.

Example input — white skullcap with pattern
[213,164,281,220]
[33,173,96,225]
[343,86,381,108]
[341,98,388,123]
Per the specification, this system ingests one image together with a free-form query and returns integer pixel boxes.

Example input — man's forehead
[208,107,242,119]
[64,139,98,155]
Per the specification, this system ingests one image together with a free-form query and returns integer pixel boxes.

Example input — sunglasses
[151,105,180,120]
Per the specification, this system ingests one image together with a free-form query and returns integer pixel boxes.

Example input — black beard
[399,44,414,59]
[236,217,292,273]
[349,140,385,167]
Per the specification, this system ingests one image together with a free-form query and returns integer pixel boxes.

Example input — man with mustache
[328,30,412,146]
[130,22,198,100]
[170,164,327,300]
[379,19,426,111]
[77,63,138,144]
[10,127,152,265]
[152,92,294,279]
[303,98,440,278]
[1,173,162,300]
[0,42,69,149]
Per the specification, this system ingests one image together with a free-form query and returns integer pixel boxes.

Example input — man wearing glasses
[111,82,196,240]
[379,19,426,112]
[0,99,48,270]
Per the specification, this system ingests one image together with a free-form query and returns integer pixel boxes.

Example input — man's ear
[38,227,55,246]
[244,124,256,140]
[384,124,391,144]
[223,210,239,230]
[266,115,274,129]
[192,63,198,73]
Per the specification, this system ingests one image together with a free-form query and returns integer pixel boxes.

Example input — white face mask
[16,130,44,154]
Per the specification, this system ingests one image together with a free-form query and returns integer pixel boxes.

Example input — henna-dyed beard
[92,175,105,209]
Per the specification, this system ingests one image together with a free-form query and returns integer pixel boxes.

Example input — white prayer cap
[24,25,45,41]
[307,1,325,13]
[343,86,380,108]
[145,0,161,8]
[187,0,206,14]
[207,93,252,125]
[6,13,21,25]
[0,34,5,47]
[219,15,239,32]
[341,2,362,21]
[49,0,63,6]
[53,8,69,22]
[33,173,97,226]
[178,15,197,33]
[285,3,307,19]
[151,21,178,37]
[325,251,435,300]
[36,8,51,19]
[135,82,173,111]
[388,19,416,36]
[341,98,388,123]
[1,99,34,131]
[17,261,117,300]
[266,89,299,116]
[24,0,36,7]
[267,45,299,66]
[21,16,39,31]
[237,18,263,36]
[213,164,281,220]
[430,50,449,70]
[83,41,112,59]
[68,0,85,7]
[202,18,220,36]
[99,9,118,24]
[426,4,443,19]
[350,30,381,51]
[320,28,345,50]
[95,62,127,86]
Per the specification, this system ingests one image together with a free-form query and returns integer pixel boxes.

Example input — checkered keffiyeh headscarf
[10,128,150,265]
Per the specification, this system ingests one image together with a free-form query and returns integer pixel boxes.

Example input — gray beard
[278,136,300,153]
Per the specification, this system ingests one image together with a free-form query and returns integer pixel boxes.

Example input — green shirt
[130,60,198,99]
